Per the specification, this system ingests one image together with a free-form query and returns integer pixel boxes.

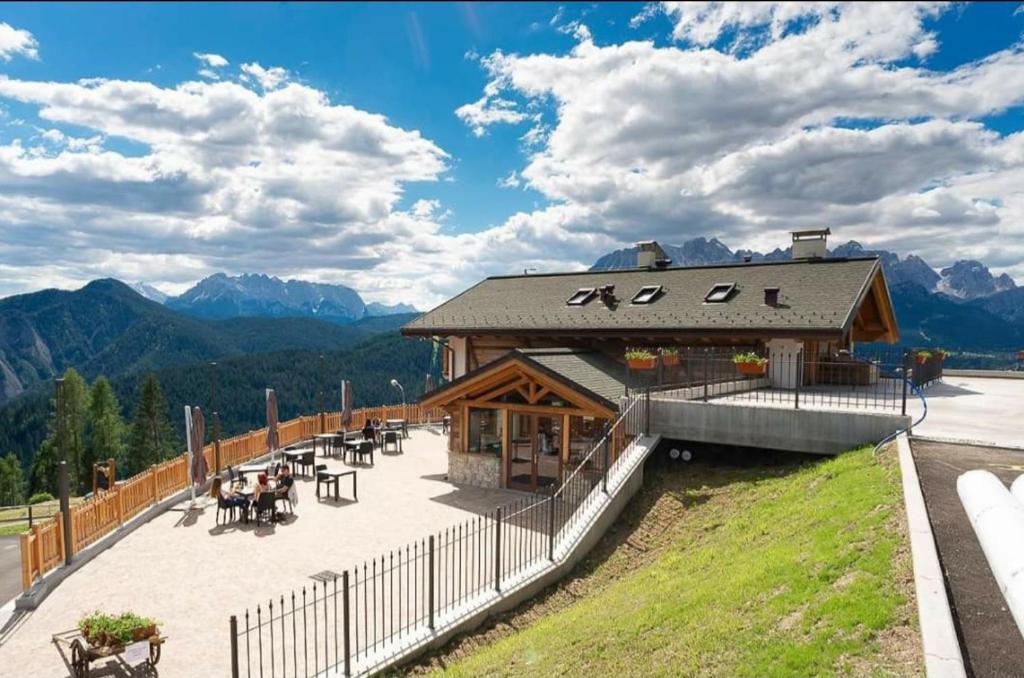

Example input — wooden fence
[19,404,445,592]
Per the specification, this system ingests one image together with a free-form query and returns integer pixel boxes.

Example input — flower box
[628,357,657,370]
[661,354,680,367]
[735,361,767,376]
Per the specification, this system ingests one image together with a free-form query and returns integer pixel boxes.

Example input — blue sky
[0,2,1023,304]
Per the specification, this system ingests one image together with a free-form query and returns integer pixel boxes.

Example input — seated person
[276,464,295,491]
[210,476,248,510]
[362,420,375,441]
[252,472,279,518]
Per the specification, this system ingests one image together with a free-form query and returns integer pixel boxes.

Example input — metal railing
[230,395,650,677]
[631,347,942,413]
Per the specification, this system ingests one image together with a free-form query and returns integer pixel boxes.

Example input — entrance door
[507,412,562,492]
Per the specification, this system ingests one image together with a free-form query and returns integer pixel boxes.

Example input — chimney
[636,240,671,269]
[791,228,830,259]
[764,287,780,307]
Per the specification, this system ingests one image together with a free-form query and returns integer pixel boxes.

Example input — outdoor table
[313,433,343,458]
[386,419,408,438]
[316,469,357,502]
[238,463,269,480]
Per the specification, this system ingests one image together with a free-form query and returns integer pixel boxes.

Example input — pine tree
[0,453,25,505]
[28,369,88,496]
[85,377,126,488]
[127,374,179,476]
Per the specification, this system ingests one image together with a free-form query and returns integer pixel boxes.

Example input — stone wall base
[448,451,501,488]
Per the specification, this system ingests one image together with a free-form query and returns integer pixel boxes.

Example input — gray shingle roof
[403,257,882,337]
[517,349,626,408]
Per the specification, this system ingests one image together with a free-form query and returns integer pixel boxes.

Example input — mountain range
[0,279,415,405]
[134,273,418,324]
[592,238,1023,350]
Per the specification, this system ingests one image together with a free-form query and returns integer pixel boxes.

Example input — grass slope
[408,448,920,678]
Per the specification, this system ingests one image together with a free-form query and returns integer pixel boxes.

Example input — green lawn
[411,447,920,677]
[0,499,75,535]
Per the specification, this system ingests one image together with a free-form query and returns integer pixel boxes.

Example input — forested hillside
[0,333,437,481]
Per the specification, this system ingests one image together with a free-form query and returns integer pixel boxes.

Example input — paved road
[0,536,21,605]
[910,375,1023,448]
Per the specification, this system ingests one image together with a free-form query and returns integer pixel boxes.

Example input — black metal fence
[633,347,944,414]
[230,395,648,677]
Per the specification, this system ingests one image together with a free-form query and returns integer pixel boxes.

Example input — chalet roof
[418,347,625,412]
[403,256,887,338]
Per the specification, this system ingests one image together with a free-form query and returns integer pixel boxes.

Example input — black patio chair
[350,440,375,465]
[297,450,315,477]
[216,493,238,525]
[252,491,277,527]
[383,430,401,454]
[315,464,331,499]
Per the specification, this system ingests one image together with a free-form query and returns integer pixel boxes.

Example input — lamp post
[318,354,326,433]
[210,361,221,474]
[390,378,406,422]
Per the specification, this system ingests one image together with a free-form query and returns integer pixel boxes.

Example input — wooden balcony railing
[19,404,445,592]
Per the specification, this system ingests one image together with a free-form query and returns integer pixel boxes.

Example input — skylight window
[704,282,736,303]
[631,285,663,305]
[566,288,596,306]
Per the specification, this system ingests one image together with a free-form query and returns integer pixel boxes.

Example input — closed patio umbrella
[266,388,280,463]
[340,379,353,430]
[191,406,207,485]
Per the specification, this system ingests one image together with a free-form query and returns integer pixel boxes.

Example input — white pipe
[957,469,1024,638]
[1012,475,1024,509]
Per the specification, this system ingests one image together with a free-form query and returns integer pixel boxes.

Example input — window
[566,287,596,306]
[631,285,663,304]
[467,408,502,455]
[704,282,736,303]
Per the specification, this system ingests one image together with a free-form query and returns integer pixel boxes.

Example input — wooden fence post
[20,531,32,590]
[55,511,66,564]
[32,524,42,579]
[150,466,158,504]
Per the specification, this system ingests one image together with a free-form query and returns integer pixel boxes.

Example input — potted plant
[916,350,933,365]
[625,348,656,370]
[732,352,768,376]
[659,347,681,366]
[78,611,159,648]
[935,348,949,362]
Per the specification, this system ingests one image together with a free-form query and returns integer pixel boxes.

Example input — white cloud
[497,170,521,189]
[454,2,1024,282]
[0,22,38,61]
[193,52,229,68]
[240,62,289,90]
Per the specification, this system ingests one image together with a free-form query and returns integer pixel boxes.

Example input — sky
[0,1,1023,306]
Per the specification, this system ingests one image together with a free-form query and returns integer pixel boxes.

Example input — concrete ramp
[650,399,909,455]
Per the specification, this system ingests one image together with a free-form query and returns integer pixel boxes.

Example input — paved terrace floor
[0,428,520,678]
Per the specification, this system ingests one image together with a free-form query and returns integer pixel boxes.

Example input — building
[401,229,899,491]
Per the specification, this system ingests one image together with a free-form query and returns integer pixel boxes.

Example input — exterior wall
[765,338,803,389]
[650,399,909,455]
[448,336,468,380]
[448,451,501,488]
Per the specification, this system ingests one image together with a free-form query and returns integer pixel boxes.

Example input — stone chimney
[636,240,671,269]
[791,228,831,259]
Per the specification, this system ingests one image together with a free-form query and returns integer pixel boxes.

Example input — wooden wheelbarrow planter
[52,629,167,678]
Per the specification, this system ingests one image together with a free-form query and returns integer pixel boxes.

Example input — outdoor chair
[297,450,315,477]
[276,486,293,515]
[351,440,375,464]
[252,491,277,527]
[383,430,401,454]
[315,464,333,499]
[216,493,239,525]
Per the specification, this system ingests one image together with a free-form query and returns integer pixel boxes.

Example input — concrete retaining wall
[650,399,909,455]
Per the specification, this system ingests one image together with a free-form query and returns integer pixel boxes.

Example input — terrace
[0,425,522,677]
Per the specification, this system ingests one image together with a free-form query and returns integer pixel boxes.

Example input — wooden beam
[473,376,529,403]
[460,399,612,419]
[531,386,551,404]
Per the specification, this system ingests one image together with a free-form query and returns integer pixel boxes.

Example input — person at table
[362,419,375,441]
[276,464,295,491]
[210,476,249,511]
[252,472,280,518]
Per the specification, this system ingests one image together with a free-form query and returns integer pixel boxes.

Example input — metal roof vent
[764,287,780,307]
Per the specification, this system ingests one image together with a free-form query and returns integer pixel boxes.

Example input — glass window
[568,415,608,468]
[467,408,503,455]
[704,282,736,303]
[566,288,596,306]
[631,285,663,304]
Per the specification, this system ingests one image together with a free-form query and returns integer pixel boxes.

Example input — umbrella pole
[185,406,196,508]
